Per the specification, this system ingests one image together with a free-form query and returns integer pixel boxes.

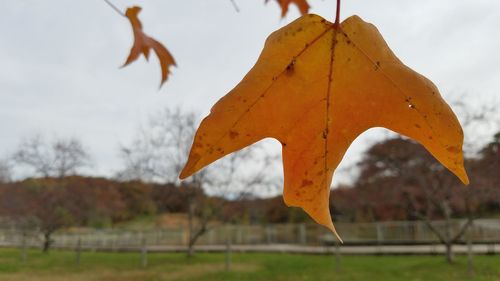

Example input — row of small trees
[114,108,280,256]
[0,108,280,255]
[0,177,202,252]
[0,104,498,263]
[330,135,500,263]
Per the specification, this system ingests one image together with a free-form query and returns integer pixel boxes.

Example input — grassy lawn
[0,248,499,281]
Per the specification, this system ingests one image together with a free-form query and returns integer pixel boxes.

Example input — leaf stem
[334,0,341,27]
[229,0,240,13]
[103,0,126,18]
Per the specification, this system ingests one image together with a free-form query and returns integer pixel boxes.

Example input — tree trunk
[445,243,454,263]
[442,202,455,264]
[42,231,53,253]
[187,199,195,258]
[187,225,208,258]
[225,225,232,272]
[467,236,474,277]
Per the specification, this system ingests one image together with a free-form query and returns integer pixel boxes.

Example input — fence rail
[1,219,499,251]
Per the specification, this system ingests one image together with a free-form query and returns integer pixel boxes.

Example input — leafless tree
[9,135,91,252]
[452,97,500,156]
[0,159,11,183]
[117,108,197,183]
[118,107,280,257]
[185,145,280,257]
[12,135,91,178]
[352,98,499,263]
[357,136,490,263]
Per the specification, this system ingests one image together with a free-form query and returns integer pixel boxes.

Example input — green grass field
[0,248,499,281]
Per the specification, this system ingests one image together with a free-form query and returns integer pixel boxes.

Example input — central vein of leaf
[323,28,339,186]
[199,25,333,163]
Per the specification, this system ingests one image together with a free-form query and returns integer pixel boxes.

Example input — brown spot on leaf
[301,179,313,187]
[447,146,461,154]
[229,131,239,139]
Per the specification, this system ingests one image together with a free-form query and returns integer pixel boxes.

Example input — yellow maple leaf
[180,14,469,241]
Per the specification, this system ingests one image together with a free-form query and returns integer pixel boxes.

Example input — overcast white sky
[1,0,499,186]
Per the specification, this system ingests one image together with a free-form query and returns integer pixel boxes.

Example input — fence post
[467,224,474,278]
[225,225,232,272]
[75,237,81,266]
[20,232,27,263]
[376,223,384,244]
[141,236,148,268]
[334,241,341,273]
[376,223,383,255]
[111,233,118,252]
[487,242,496,255]
[237,226,243,244]
[265,225,270,244]
[208,228,215,245]
[299,224,307,245]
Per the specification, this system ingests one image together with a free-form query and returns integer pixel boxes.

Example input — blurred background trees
[0,160,11,183]
[117,107,280,256]
[0,103,497,261]
[12,135,91,179]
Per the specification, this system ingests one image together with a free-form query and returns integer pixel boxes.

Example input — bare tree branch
[118,107,280,257]
[229,0,240,12]
[12,135,91,178]
[0,159,12,183]
[452,217,474,243]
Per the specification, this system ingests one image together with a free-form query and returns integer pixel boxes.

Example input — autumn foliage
[179,15,468,239]
[101,0,472,240]
[122,6,176,87]
[267,0,310,18]
[116,1,311,87]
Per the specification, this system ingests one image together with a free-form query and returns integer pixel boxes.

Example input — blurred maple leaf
[179,14,468,241]
[266,0,310,17]
[123,6,176,87]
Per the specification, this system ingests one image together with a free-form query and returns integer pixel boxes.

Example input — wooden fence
[1,219,499,251]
